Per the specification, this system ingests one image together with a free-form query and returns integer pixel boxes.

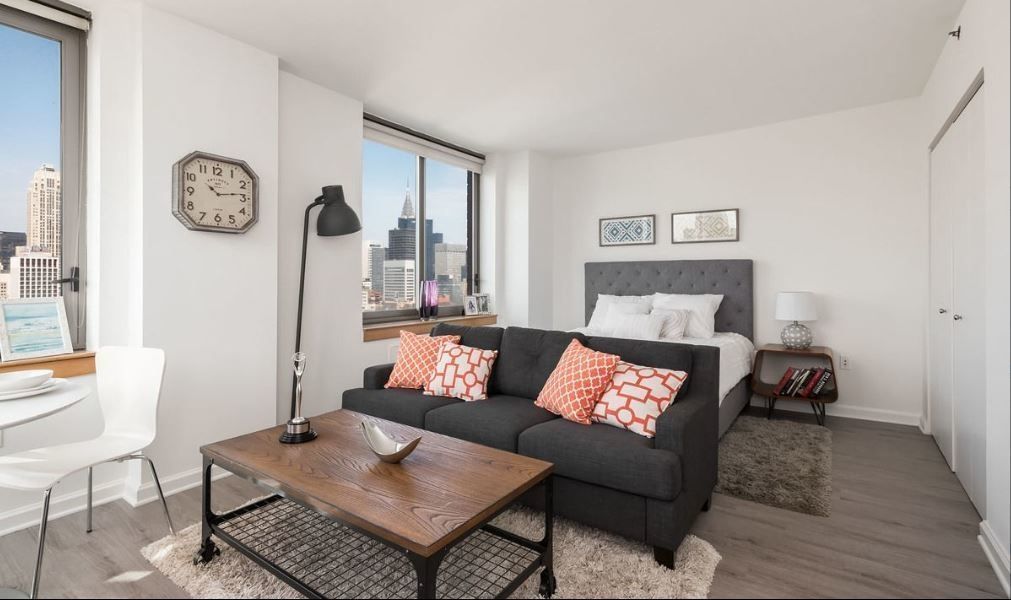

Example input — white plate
[0,378,67,402]
[0,369,54,393]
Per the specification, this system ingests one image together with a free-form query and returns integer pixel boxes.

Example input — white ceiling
[142,0,962,156]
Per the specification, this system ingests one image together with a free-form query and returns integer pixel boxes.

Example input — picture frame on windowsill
[0,297,75,362]
[464,295,481,316]
[474,293,491,314]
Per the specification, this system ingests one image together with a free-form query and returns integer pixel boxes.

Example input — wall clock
[172,150,259,233]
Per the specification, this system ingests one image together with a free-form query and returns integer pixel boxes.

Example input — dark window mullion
[416,156,426,310]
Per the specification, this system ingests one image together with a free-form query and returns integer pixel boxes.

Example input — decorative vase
[420,280,439,320]
[781,321,813,350]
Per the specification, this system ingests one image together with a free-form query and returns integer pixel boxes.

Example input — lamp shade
[775,291,817,321]
[316,185,361,236]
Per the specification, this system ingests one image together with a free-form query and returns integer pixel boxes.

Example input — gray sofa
[341,323,719,568]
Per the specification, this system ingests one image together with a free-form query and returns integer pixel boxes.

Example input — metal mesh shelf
[215,496,541,599]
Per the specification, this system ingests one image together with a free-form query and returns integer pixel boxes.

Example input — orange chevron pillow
[385,331,461,390]
[591,362,687,438]
[535,339,620,425]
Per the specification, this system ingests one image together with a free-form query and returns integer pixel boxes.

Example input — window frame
[0,3,87,349]
[361,117,484,325]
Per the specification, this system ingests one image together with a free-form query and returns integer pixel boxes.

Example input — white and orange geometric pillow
[535,339,621,425]
[385,331,461,390]
[591,362,687,438]
[424,342,499,401]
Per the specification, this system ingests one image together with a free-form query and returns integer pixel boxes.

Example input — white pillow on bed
[653,293,724,339]
[587,294,653,330]
[605,313,667,340]
[650,308,691,339]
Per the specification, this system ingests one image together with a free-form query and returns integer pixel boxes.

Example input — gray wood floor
[0,409,1004,598]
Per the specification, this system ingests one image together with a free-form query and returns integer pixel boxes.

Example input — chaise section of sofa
[340,323,718,569]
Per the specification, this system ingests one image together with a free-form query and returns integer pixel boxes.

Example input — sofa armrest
[364,363,395,390]
[655,345,720,498]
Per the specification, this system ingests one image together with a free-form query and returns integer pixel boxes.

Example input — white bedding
[572,328,755,403]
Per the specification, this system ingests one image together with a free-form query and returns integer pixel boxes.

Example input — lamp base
[279,419,317,444]
[781,321,813,350]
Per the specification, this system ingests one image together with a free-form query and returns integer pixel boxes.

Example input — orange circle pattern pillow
[591,362,687,438]
[535,339,620,425]
[424,342,499,401]
[385,331,461,390]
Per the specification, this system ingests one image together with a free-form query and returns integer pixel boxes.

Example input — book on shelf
[772,366,834,397]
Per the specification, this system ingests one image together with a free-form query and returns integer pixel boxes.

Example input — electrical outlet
[839,355,851,370]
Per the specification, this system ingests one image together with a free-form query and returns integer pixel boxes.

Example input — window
[361,116,483,323]
[0,2,87,348]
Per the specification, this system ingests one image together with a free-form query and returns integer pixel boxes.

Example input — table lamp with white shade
[775,291,818,349]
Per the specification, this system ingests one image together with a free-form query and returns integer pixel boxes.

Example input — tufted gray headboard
[584,260,754,340]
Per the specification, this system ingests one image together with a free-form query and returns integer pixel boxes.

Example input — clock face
[172,152,258,233]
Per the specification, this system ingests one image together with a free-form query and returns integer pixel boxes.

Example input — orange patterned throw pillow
[591,362,687,438]
[424,342,499,401]
[535,339,620,425]
[385,331,461,390]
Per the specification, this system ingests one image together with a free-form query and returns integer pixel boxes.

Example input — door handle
[938,308,948,314]
[953,314,963,321]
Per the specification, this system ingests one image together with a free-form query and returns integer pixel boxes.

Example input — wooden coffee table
[195,409,556,598]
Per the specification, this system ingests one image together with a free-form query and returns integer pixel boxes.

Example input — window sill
[363,314,498,342]
[0,351,96,378]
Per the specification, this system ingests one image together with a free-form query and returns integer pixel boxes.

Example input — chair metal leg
[86,467,93,533]
[30,488,52,600]
[140,456,176,536]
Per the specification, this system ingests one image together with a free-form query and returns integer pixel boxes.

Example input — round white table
[0,380,90,430]
[0,379,90,600]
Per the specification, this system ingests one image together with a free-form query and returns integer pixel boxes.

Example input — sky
[362,139,468,248]
[0,23,61,233]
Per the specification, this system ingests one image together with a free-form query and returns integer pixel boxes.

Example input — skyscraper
[25,164,61,258]
[0,231,27,272]
[10,251,60,299]
[386,185,444,280]
[382,260,415,305]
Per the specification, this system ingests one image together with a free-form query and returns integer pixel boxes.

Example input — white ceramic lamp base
[781,321,813,349]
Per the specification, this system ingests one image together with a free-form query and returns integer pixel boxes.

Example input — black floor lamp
[280,185,361,444]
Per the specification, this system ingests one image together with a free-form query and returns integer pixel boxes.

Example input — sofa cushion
[342,388,460,428]
[585,336,694,394]
[492,327,587,399]
[424,394,558,452]
[534,339,620,425]
[518,419,682,501]
[430,324,504,351]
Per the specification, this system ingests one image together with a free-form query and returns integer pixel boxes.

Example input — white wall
[551,98,927,425]
[486,150,554,329]
[135,4,280,497]
[276,71,393,423]
[920,0,1011,590]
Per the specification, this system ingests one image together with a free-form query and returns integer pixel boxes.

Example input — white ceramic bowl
[0,369,54,393]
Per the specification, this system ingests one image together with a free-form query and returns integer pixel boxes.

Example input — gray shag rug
[716,415,832,516]
[142,506,720,599]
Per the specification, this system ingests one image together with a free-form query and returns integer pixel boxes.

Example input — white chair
[0,347,174,599]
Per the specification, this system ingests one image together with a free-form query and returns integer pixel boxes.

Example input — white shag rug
[142,505,720,599]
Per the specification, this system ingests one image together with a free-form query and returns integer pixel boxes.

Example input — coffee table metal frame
[193,455,556,599]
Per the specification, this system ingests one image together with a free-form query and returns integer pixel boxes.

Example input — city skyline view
[0,22,64,301]
[361,139,471,312]
[0,22,60,233]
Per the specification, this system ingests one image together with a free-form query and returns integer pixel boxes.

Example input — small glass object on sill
[420,280,439,321]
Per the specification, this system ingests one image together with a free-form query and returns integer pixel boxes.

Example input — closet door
[928,116,957,470]
[949,90,987,513]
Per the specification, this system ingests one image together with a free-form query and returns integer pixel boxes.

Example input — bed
[580,259,755,438]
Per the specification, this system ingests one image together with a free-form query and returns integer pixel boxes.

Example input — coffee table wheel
[538,570,557,598]
[193,540,221,565]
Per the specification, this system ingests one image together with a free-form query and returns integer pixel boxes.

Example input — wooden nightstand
[751,344,839,425]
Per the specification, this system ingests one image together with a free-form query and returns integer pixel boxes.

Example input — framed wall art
[0,297,75,362]
[599,214,656,247]
[671,209,739,243]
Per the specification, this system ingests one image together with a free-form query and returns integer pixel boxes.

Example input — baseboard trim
[0,478,124,537]
[0,466,232,537]
[919,415,930,435]
[123,465,231,508]
[979,520,1011,597]
[749,398,922,427]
